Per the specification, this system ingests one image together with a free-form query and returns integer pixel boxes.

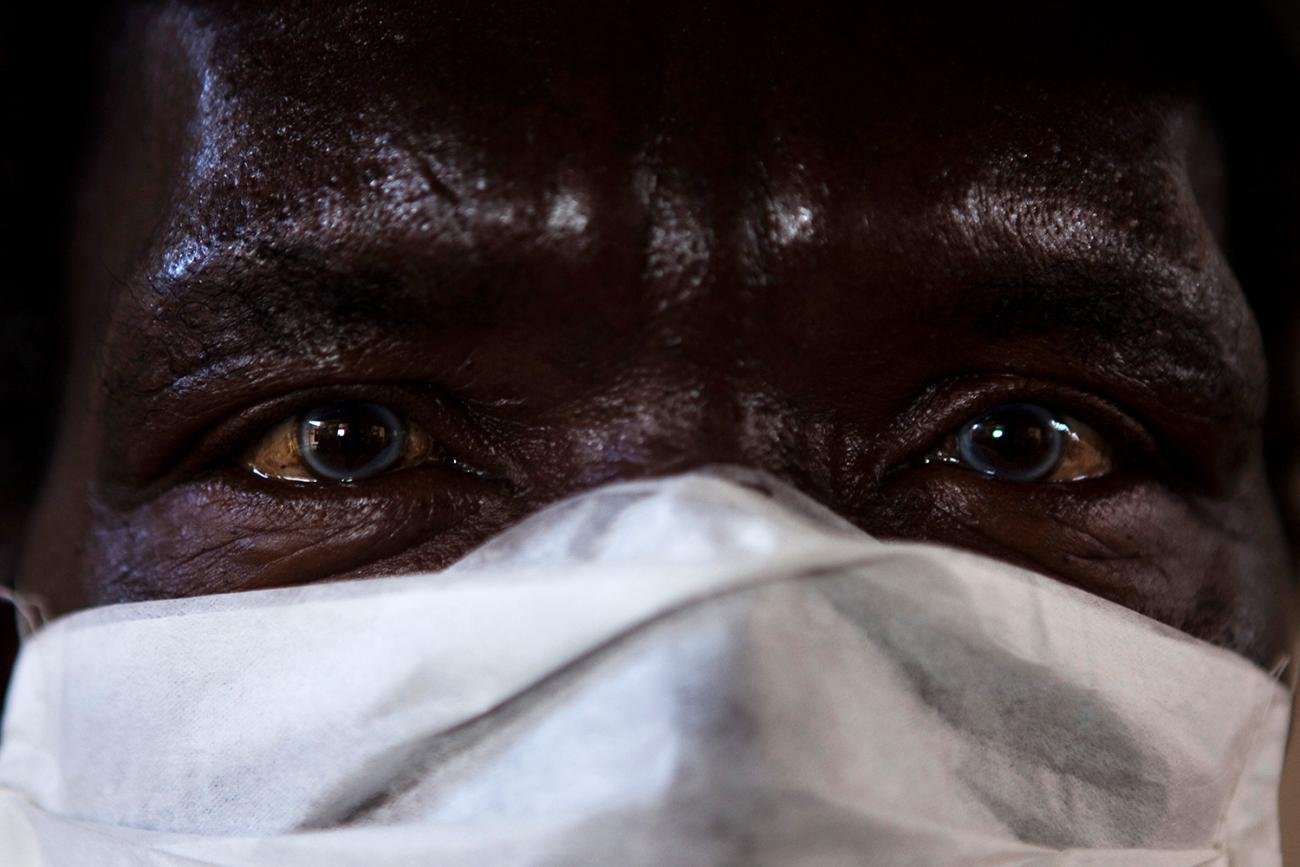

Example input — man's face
[17,1,1292,664]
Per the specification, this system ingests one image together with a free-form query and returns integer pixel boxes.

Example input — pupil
[297,402,405,482]
[956,403,1065,482]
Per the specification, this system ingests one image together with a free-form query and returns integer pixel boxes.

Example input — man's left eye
[241,401,436,484]
[927,402,1115,483]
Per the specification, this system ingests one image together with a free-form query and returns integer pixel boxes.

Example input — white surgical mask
[0,468,1290,866]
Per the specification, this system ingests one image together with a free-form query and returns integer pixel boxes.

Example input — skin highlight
[9,1,1295,669]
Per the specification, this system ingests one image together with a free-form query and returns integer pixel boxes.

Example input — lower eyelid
[215,453,505,503]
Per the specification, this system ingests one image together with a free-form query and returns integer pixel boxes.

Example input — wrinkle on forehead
[133,2,1212,269]
[105,2,737,377]
[134,2,679,289]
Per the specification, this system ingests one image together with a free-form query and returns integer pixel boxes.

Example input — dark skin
[8,1,1294,668]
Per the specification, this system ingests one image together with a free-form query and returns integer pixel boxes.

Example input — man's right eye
[241,401,436,484]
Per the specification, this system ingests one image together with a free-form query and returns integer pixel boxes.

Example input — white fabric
[0,468,1289,865]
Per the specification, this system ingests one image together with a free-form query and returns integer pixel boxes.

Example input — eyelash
[884,373,1166,485]
[172,383,494,490]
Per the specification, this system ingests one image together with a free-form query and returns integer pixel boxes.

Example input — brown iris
[242,401,434,484]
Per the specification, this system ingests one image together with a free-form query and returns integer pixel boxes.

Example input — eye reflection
[926,402,1114,483]
[243,401,434,484]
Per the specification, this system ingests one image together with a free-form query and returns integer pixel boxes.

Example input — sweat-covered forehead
[115,1,1227,280]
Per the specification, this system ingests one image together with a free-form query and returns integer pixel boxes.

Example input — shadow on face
[6,0,1296,667]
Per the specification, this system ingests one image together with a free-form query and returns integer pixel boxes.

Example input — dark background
[0,7,109,711]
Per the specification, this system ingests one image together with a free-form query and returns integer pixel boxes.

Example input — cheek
[865,467,1291,661]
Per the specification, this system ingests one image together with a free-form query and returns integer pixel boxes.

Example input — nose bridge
[545,365,744,493]
[624,109,768,477]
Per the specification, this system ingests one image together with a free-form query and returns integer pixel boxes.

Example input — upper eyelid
[880,373,1163,477]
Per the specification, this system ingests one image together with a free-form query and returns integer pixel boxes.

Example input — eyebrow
[973,273,1262,426]
[98,210,1263,481]
[936,184,1264,427]
[102,235,501,402]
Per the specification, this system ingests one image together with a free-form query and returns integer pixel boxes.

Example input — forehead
[115,0,1211,277]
